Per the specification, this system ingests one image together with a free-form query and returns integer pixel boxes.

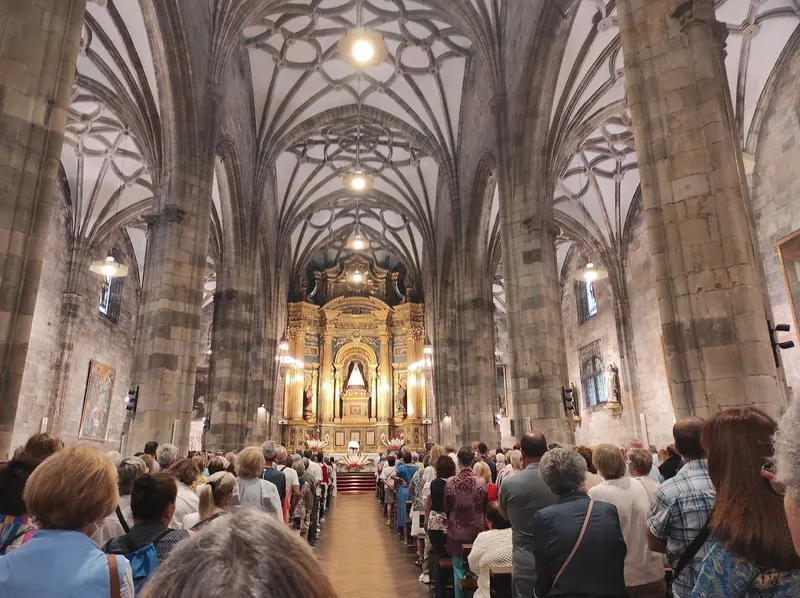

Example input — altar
[280,255,428,452]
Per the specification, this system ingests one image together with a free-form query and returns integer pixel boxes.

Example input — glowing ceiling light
[574,261,608,283]
[351,270,364,284]
[352,40,375,63]
[90,255,129,278]
[350,235,366,250]
[337,27,388,68]
[343,171,374,192]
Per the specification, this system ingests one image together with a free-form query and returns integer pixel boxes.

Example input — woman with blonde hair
[182,471,236,532]
[0,446,134,596]
[497,449,521,488]
[234,446,282,517]
[473,460,498,502]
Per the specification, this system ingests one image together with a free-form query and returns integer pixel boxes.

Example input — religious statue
[395,382,407,416]
[606,363,621,403]
[401,276,414,303]
[303,384,313,420]
[298,275,309,302]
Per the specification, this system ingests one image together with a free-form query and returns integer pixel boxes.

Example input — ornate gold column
[406,324,425,420]
[370,365,378,421]
[287,324,305,422]
[379,329,393,422]
[319,333,333,422]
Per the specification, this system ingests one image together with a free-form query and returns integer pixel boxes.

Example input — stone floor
[317,495,431,598]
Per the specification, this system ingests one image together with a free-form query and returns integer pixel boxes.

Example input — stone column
[617,0,783,417]
[0,0,87,456]
[319,333,333,422]
[206,264,255,452]
[378,329,392,422]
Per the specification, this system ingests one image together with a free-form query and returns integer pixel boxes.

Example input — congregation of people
[2,402,800,597]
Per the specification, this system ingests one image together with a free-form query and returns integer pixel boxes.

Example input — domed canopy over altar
[281,255,428,452]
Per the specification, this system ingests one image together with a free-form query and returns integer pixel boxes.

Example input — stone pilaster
[617,0,784,417]
[0,0,88,457]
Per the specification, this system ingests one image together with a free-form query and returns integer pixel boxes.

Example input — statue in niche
[606,363,621,403]
[395,381,407,416]
[402,276,414,303]
[297,275,308,301]
[303,384,313,420]
[346,361,366,389]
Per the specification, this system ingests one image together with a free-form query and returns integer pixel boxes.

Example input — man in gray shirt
[499,432,557,598]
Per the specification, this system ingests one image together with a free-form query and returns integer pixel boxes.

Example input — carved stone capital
[672,0,728,57]
[142,205,186,229]
[321,332,334,344]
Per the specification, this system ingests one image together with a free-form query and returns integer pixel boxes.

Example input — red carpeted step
[336,471,377,495]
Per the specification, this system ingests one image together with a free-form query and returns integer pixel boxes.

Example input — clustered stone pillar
[617,0,784,417]
[0,0,88,457]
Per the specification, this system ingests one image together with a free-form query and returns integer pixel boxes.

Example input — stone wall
[13,189,140,451]
[751,43,800,398]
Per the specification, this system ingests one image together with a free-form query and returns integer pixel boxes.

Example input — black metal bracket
[768,320,795,368]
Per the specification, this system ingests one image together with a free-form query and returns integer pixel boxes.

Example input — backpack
[106,528,171,595]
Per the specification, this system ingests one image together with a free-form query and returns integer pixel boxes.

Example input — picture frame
[79,360,116,441]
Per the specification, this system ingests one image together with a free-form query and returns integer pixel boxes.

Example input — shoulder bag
[115,506,130,534]
[670,520,711,582]
[551,500,595,591]
[107,554,121,598]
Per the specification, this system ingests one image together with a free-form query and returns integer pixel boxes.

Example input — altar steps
[337,471,376,495]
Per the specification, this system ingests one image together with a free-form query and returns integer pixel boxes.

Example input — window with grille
[576,280,598,323]
[98,250,123,322]
[579,341,606,408]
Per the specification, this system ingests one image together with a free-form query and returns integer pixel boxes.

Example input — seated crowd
[1,402,800,597]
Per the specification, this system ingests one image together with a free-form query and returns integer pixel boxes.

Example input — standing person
[468,502,513,598]
[292,460,314,540]
[499,433,557,598]
[659,445,683,481]
[326,457,336,510]
[589,445,666,598]
[647,418,716,598]
[304,449,323,546]
[277,446,301,521]
[692,408,800,596]
[93,456,147,545]
[628,448,661,503]
[144,441,160,472]
[497,449,522,488]
[259,441,287,522]
[473,461,497,502]
[156,443,178,471]
[167,458,201,528]
[380,454,397,527]
[575,445,603,490]
[182,471,236,531]
[426,455,456,594]
[234,447,283,518]
[392,452,416,536]
[0,455,41,554]
[0,446,135,596]
[478,442,497,483]
[409,457,427,568]
[444,446,488,598]
[317,453,329,522]
[625,439,664,483]
[775,395,800,557]
[533,448,627,598]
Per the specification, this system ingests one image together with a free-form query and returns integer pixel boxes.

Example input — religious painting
[350,431,361,444]
[193,367,209,419]
[496,365,507,415]
[366,431,375,446]
[394,370,408,416]
[79,360,115,441]
[335,431,345,446]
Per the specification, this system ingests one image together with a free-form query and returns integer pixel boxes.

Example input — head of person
[402,452,412,464]
[387,454,396,467]
[648,444,658,455]
[236,446,266,479]
[198,471,237,519]
[131,473,178,526]
[673,417,705,460]
[547,442,561,451]
[496,453,506,467]
[574,445,597,475]
[666,444,677,458]
[592,444,626,480]
[106,451,122,468]
[192,452,208,473]
[207,456,227,476]
[477,442,488,456]
[276,446,290,465]
[169,458,201,487]
[445,445,456,455]
[623,438,644,455]
[457,446,475,469]
[471,441,480,453]
[0,455,40,516]
[157,443,179,469]
[704,408,799,570]
[22,432,63,461]
[144,441,159,457]
[24,446,117,534]
[509,449,522,470]
[520,432,548,464]
[261,440,278,464]
[775,398,800,557]
[435,455,456,479]
[118,456,147,496]
[539,448,587,496]
[473,460,492,484]
[428,444,445,465]
[292,460,306,478]
[423,454,430,468]
[141,509,338,598]
[316,452,324,463]
[141,453,156,473]
[628,448,655,479]
[657,448,669,464]
[485,501,511,531]
[303,449,313,460]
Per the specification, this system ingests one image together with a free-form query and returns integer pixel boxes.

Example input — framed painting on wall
[335,431,345,446]
[366,430,375,446]
[79,360,116,441]
[778,230,800,339]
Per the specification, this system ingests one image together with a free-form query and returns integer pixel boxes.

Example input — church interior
[3,0,800,462]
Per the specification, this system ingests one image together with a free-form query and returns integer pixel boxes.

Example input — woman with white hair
[776,398,800,557]
[141,509,338,598]
[532,448,626,597]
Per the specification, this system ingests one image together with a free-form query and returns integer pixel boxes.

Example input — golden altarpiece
[283,255,427,452]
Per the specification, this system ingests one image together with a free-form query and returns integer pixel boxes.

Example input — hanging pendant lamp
[90,133,130,279]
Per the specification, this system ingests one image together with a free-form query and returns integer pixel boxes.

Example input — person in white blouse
[168,458,201,529]
[93,456,146,545]
[233,447,282,517]
[588,444,666,597]
[182,472,236,532]
[468,501,513,598]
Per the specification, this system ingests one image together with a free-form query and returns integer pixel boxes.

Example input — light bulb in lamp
[351,174,366,190]
[583,263,599,282]
[343,171,374,192]
[337,27,388,68]
[90,254,128,278]
[349,233,366,250]
[279,339,289,352]
[352,40,375,64]
[351,270,364,284]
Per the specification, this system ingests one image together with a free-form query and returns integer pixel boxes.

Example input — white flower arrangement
[342,453,371,471]
[304,436,329,451]
[382,436,406,452]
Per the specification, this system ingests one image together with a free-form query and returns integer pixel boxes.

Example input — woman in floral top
[0,456,40,554]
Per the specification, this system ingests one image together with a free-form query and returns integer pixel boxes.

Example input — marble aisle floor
[316,495,431,598]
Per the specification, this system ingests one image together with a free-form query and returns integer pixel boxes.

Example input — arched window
[98,249,123,322]
[576,280,598,323]
[581,355,606,408]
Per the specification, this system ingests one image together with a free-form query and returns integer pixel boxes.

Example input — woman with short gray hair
[142,508,338,598]
[775,398,800,557]
[532,448,626,597]
[92,456,146,545]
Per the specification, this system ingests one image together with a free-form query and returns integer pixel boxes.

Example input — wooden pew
[458,544,477,597]
[489,566,512,598]
[436,557,455,598]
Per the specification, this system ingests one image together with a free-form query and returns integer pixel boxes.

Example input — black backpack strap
[115,506,130,534]
[672,520,711,580]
